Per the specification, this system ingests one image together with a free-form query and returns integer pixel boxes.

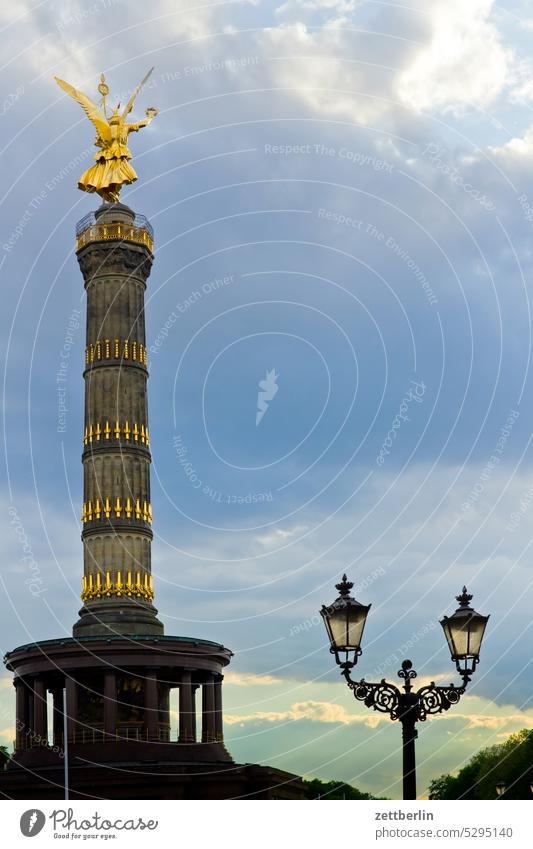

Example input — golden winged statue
[55,69,158,203]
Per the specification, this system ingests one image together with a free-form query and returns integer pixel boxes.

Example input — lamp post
[495,779,533,799]
[320,577,489,800]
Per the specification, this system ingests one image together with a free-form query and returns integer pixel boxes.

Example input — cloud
[224,671,284,686]
[489,124,533,158]
[275,0,359,16]
[225,689,533,734]
[225,698,387,727]
[255,524,309,546]
[506,58,533,105]
[0,727,14,746]
[0,0,233,82]
[397,0,510,113]
[457,713,533,731]
[256,18,407,125]
[221,683,533,797]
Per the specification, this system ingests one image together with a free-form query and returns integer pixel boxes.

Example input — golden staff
[98,73,109,118]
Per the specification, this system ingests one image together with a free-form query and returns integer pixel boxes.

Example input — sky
[2,0,533,799]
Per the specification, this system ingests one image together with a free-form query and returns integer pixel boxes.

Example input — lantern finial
[456,586,473,607]
[336,574,354,597]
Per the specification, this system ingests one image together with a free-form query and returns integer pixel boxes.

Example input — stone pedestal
[3,636,304,799]
[5,635,233,764]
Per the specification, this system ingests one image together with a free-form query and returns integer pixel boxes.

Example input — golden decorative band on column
[81,570,154,602]
[85,339,147,366]
[82,498,152,524]
[84,421,150,446]
[76,221,153,253]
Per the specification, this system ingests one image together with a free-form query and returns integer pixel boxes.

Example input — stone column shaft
[33,677,47,743]
[202,675,216,743]
[144,670,159,740]
[214,678,224,742]
[178,671,194,743]
[103,672,117,739]
[26,680,34,742]
[14,678,27,750]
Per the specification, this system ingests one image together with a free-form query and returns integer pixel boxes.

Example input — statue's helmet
[109,104,121,124]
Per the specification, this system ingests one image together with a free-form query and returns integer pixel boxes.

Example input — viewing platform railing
[76,211,154,252]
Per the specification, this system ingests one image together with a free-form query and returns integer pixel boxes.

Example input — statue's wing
[55,77,111,141]
[122,67,154,119]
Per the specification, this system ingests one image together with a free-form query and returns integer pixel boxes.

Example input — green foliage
[429,729,533,800]
[302,777,382,800]
[0,745,10,767]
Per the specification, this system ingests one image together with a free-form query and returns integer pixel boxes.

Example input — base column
[214,676,224,743]
[178,671,194,743]
[202,675,216,743]
[33,677,47,745]
[103,672,117,741]
[14,678,27,751]
[144,670,159,741]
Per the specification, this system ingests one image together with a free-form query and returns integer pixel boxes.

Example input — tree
[429,729,533,800]
[302,778,383,800]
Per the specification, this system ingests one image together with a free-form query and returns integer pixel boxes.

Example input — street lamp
[321,577,490,801]
[495,781,507,798]
[440,587,489,682]
[320,574,371,668]
[495,779,533,798]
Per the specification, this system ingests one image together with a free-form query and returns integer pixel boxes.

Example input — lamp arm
[415,680,466,722]
[341,656,469,724]
[343,673,403,719]
[339,661,360,685]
